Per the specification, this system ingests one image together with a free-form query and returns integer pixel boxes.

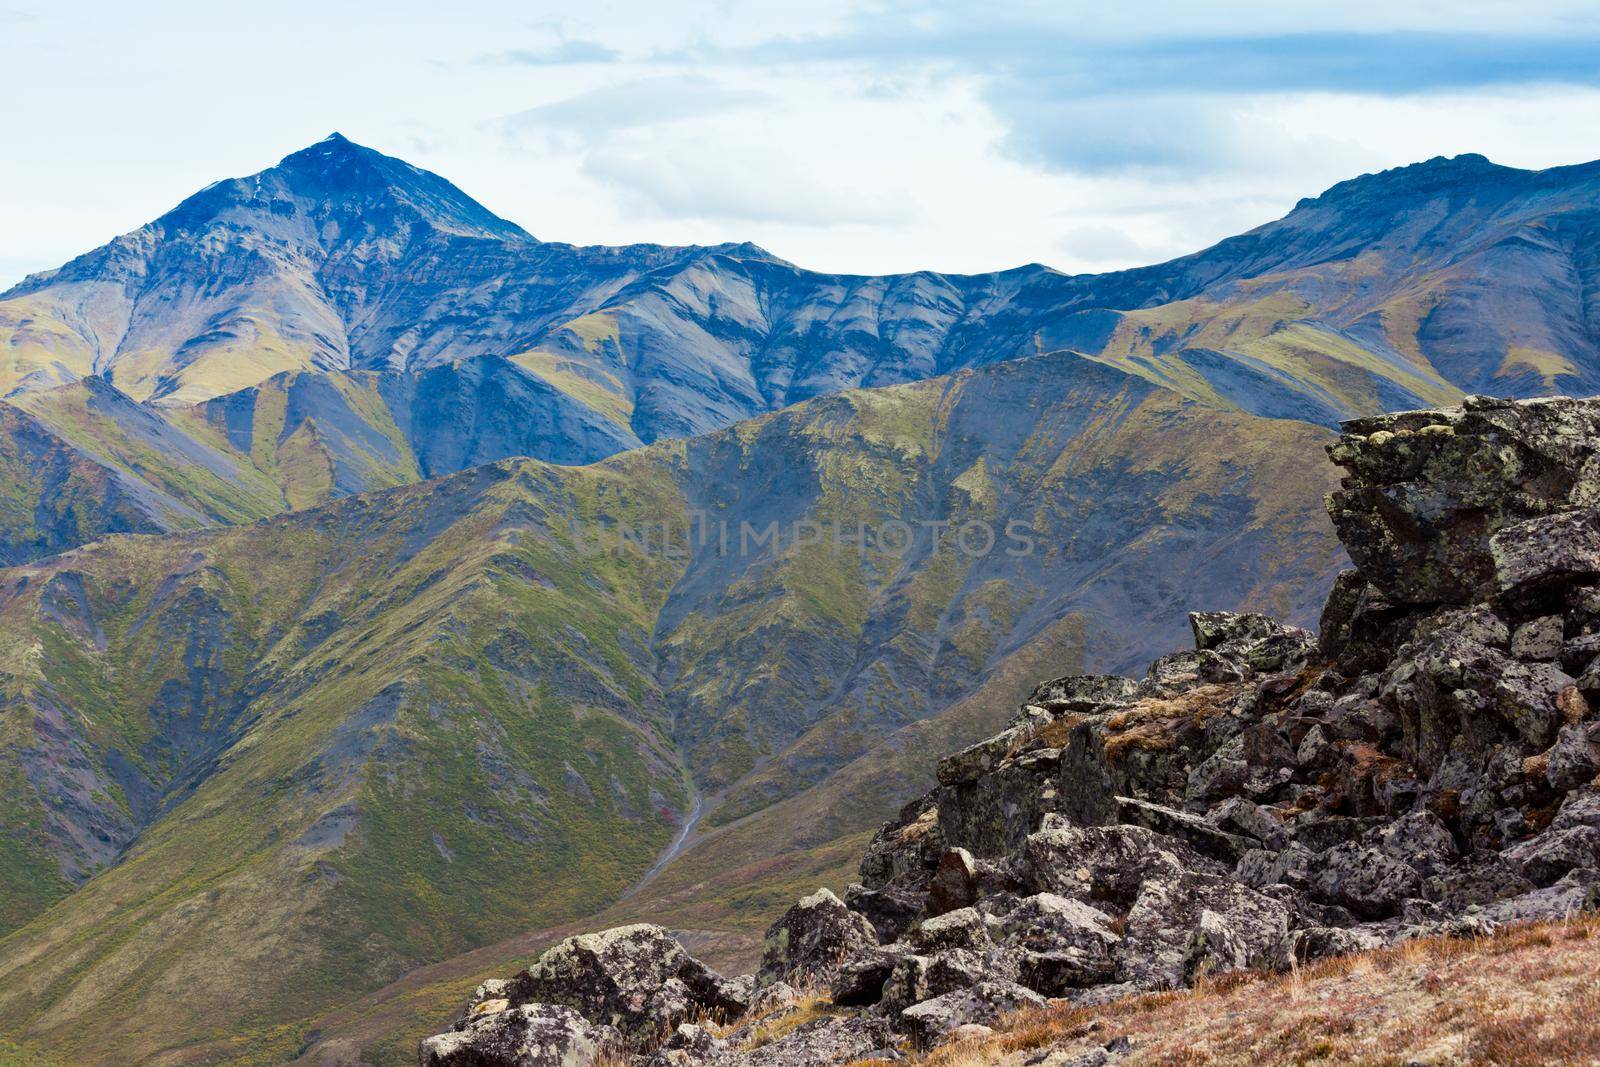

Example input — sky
[4,1,1600,287]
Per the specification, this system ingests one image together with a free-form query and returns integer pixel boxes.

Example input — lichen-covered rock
[419,1004,621,1067]
[909,907,990,953]
[897,980,1047,1050]
[844,882,924,945]
[1492,510,1600,597]
[1502,826,1600,887]
[1029,674,1139,713]
[830,945,912,1007]
[1115,871,1289,986]
[727,1014,897,1066]
[643,1023,727,1067]
[1308,843,1422,919]
[1022,822,1211,907]
[758,889,878,987]
[998,894,1120,994]
[1114,796,1255,863]
[505,925,744,1044]
[1327,396,1600,605]
[1368,811,1458,877]
[1547,722,1600,790]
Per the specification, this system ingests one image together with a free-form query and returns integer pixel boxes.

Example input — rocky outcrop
[437,925,749,1058]
[420,395,1600,1065]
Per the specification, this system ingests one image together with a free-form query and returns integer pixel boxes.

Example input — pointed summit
[259,134,533,242]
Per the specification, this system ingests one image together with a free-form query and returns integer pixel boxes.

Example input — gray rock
[831,945,911,1007]
[759,889,878,987]
[1308,843,1422,919]
[1116,871,1289,986]
[1022,823,1204,908]
[730,1014,896,1067]
[844,882,925,945]
[1512,615,1565,662]
[1492,509,1600,597]
[1367,811,1458,877]
[1190,611,1285,651]
[1285,925,1386,963]
[1114,796,1256,864]
[1029,674,1139,712]
[1502,826,1600,886]
[1206,798,1288,849]
[420,1004,621,1067]
[1476,868,1600,925]
[1548,722,1600,791]
[505,925,744,1044]
[1553,789,1600,831]
[909,907,990,953]
[1234,844,1315,890]
[1561,633,1600,674]
[897,980,1047,1050]
[1422,853,1534,908]
[644,1023,726,1067]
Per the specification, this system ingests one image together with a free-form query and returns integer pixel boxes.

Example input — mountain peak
[146,134,535,245]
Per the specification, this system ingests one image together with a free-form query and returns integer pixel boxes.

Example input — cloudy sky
[5,1,1600,286]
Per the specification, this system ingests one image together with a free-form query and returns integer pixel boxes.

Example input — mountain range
[0,137,1596,1064]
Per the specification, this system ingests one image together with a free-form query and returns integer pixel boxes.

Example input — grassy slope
[0,354,1346,1065]
[288,359,1346,1065]
[0,456,693,1064]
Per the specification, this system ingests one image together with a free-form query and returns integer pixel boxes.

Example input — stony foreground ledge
[421,395,1600,1065]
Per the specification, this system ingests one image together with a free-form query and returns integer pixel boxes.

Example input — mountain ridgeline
[2,139,1599,567]
[0,140,1594,1065]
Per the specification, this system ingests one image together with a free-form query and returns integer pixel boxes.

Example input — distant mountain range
[0,139,1595,1064]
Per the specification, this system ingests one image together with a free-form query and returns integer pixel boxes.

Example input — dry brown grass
[878,914,1600,1066]
[1102,684,1245,763]
[726,991,843,1050]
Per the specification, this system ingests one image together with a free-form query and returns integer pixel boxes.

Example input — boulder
[1286,925,1386,963]
[998,893,1121,993]
[1327,397,1600,605]
[1492,509,1600,597]
[830,945,911,1007]
[1029,674,1139,712]
[731,1014,897,1066]
[1547,722,1600,791]
[1205,798,1287,850]
[1367,811,1458,877]
[1502,826,1600,887]
[1512,615,1565,662]
[897,981,1047,1050]
[1421,853,1533,909]
[1477,868,1600,926]
[1115,871,1289,986]
[419,1004,621,1067]
[1115,796,1255,863]
[909,907,990,953]
[844,882,924,944]
[858,800,942,890]
[643,1023,726,1067]
[1021,822,1205,908]
[758,889,878,987]
[1553,789,1600,831]
[1308,843,1422,919]
[505,925,744,1044]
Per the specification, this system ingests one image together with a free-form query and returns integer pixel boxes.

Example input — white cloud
[5,1,1600,283]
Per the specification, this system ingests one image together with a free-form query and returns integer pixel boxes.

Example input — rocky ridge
[426,393,1600,1064]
